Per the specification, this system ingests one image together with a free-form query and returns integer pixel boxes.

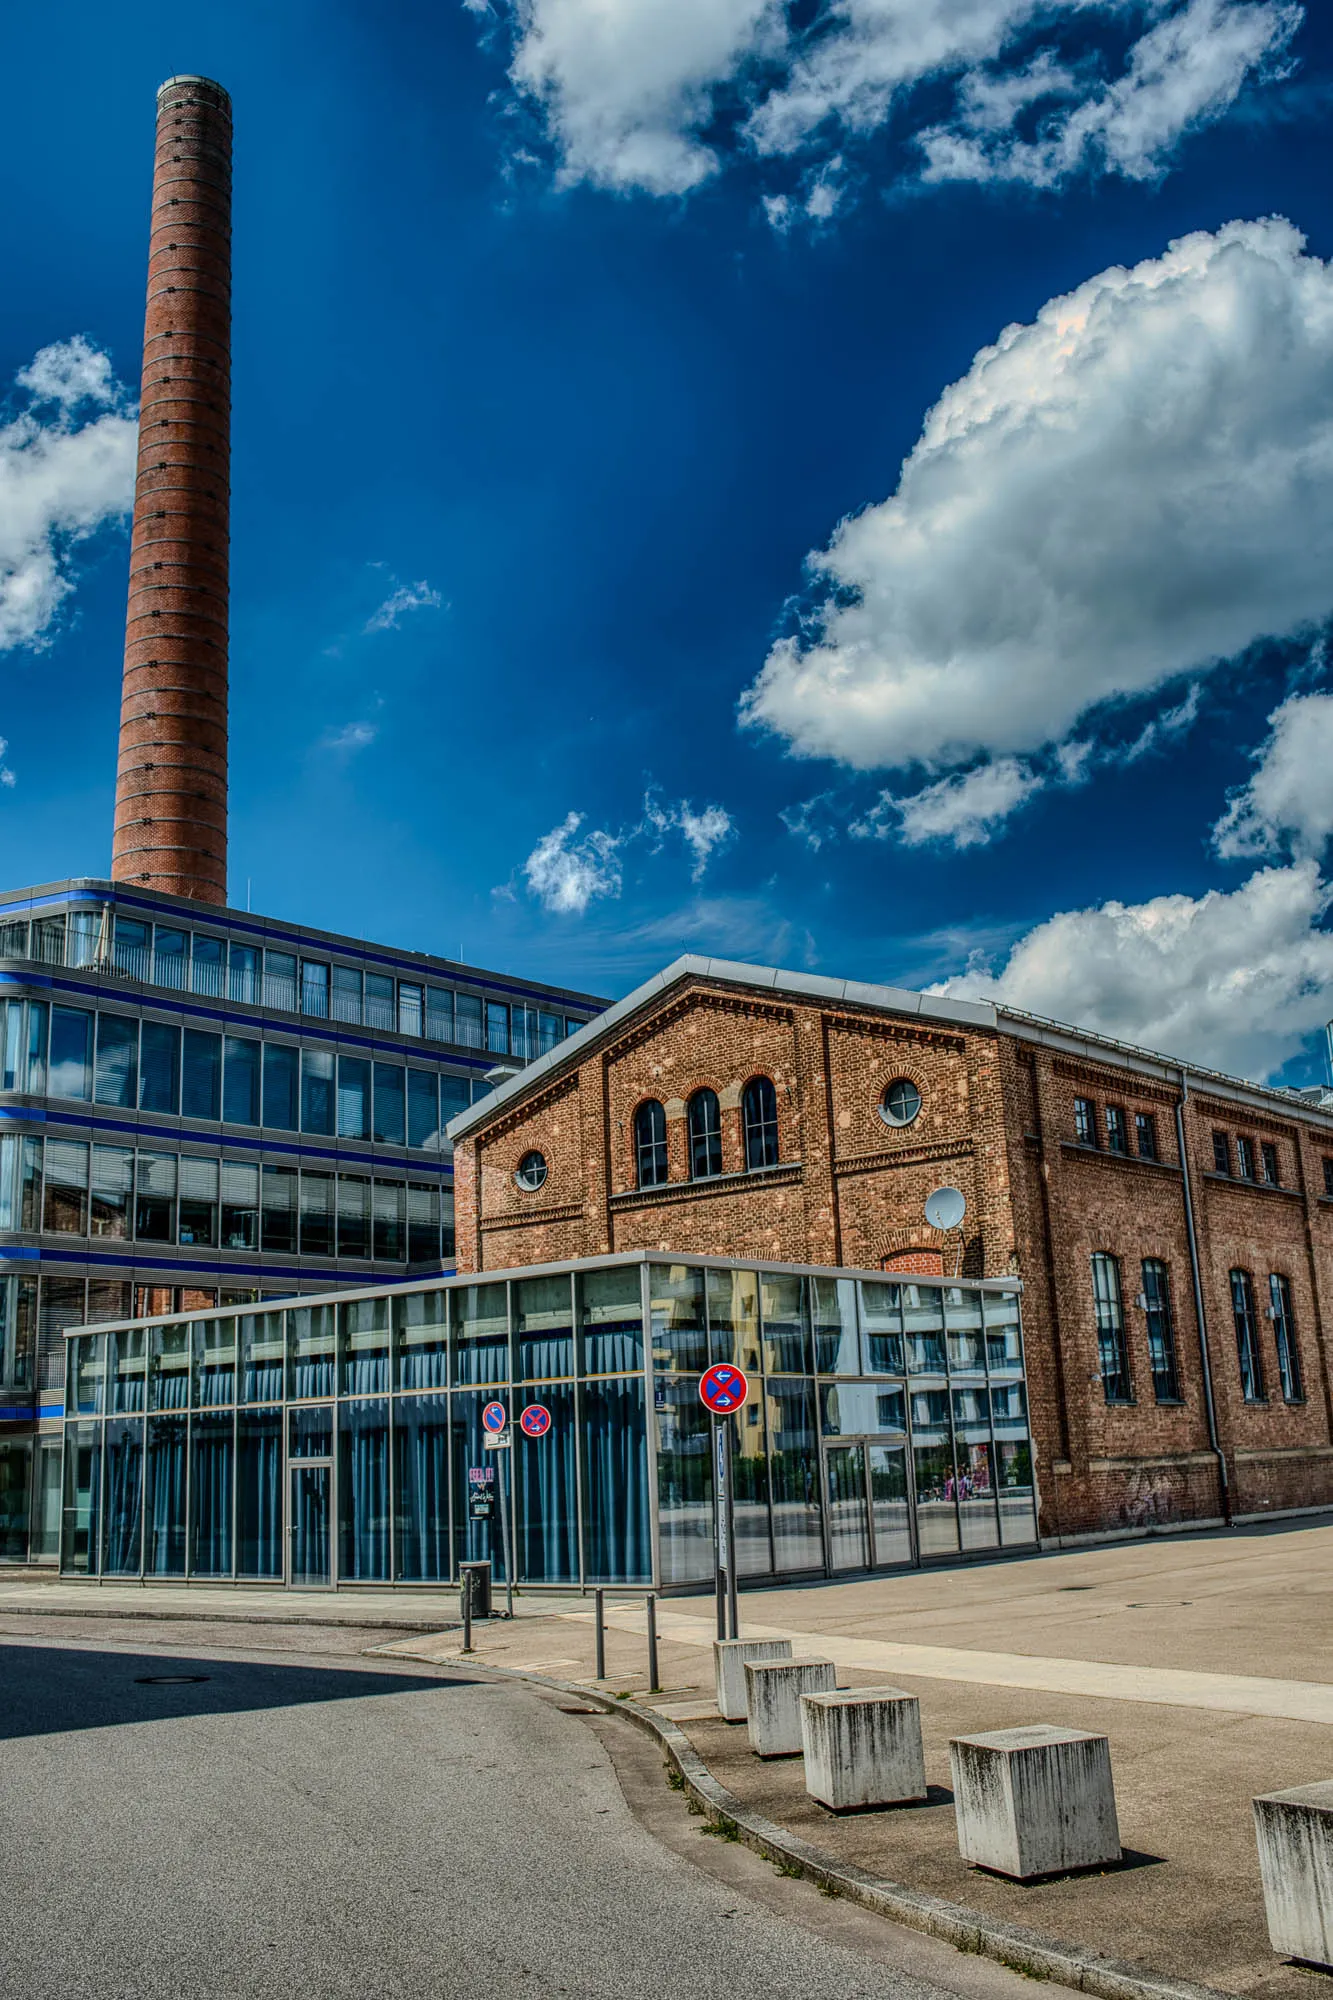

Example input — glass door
[867,1445,910,1568]
[290,1462,332,1587]
[824,1444,869,1571]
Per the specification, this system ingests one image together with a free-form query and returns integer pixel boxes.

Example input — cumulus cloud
[468,0,1299,203]
[0,338,137,652]
[1214,690,1333,860]
[322,720,379,754]
[364,578,443,633]
[853,757,1045,848]
[522,791,735,913]
[936,859,1333,1079]
[742,219,1333,775]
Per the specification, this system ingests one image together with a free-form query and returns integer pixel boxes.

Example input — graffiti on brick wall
[1118,1465,1186,1529]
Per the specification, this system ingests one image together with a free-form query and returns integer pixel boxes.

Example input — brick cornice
[1058,1142,1182,1177]
[607,985,795,1064]
[1050,1056,1179,1107]
[474,1070,579,1148]
[1189,1094,1303,1140]
[479,1200,585,1233]
[608,1161,803,1209]
[825,1012,966,1056]
[832,1136,973,1179]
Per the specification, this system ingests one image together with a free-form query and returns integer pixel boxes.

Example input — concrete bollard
[745,1658,836,1758]
[1254,1782,1333,1967]
[800,1686,927,1811]
[950,1725,1121,1881]
[713,1637,794,1722]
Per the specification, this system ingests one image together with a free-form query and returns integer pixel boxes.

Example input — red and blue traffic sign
[481,1400,508,1434]
[520,1403,552,1438]
[699,1364,749,1414]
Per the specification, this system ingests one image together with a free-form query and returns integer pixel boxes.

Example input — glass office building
[58,1252,1035,1589]
[0,878,604,1565]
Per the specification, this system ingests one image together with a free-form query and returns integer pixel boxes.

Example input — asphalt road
[1,1630,1034,2000]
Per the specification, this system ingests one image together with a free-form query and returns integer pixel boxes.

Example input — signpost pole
[498,1444,515,1620]
[723,1419,739,1642]
[714,1417,727,1642]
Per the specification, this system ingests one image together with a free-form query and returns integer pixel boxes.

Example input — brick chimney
[111,76,231,907]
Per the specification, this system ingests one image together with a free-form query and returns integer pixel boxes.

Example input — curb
[0,1601,455,1633]
[432,1653,1233,2000]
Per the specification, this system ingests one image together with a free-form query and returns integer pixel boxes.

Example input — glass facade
[59,1255,1034,1588]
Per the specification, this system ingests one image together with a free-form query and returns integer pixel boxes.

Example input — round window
[880,1078,923,1128]
[514,1151,548,1192]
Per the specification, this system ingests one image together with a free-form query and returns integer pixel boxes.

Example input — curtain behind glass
[102,1420,144,1574]
[584,1377,650,1582]
[237,1410,282,1576]
[146,1417,187,1574]
[514,1385,576,1583]
[396,1395,450,1580]
[339,1400,389,1580]
[191,1414,234,1575]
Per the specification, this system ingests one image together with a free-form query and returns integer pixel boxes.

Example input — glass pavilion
[61,1252,1035,1589]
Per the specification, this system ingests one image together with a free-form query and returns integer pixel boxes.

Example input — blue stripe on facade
[0,1104,454,1177]
[3,1244,456,1283]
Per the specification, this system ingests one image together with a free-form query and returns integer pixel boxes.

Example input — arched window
[634,1099,668,1188]
[687,1088,722,1180]
[742,1076,779,1171]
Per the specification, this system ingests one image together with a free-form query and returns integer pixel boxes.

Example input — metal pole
[723,1421,739,1642]
[646,1591,660,1693]
[460,1574,473,1655]
[713,1419,727,1642]
[594,1586,606,1680]
[499,1445,515,1618]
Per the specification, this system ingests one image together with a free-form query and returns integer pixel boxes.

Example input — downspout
[1175,1070,1230,1525]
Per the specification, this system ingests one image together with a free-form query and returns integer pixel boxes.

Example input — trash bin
[459,1560,492,1619]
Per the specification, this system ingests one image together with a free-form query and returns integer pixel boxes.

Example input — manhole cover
[134,1675,211,1686]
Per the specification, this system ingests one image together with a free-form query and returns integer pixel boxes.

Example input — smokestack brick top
[112,76,232,908]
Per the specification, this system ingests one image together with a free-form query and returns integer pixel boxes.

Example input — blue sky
[2,0,1332,1083]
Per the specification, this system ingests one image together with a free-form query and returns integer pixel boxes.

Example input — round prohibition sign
[520,1404,552,1438]
[699,1363,749,1414]
[481,1400,508,1435]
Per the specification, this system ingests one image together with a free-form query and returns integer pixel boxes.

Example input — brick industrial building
[449,956,1333,1545]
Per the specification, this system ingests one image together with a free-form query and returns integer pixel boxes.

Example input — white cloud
[524,811,625,914]
[364,578,443,633]
[0,339,137,652]
[0,737,16,788]
[469,0,1299,203]
[521,791,734,913]
[322,720,379,754]
[936,859,1333,1080]
[1214,690,1333,861]
[854,756,1045,848]
[742,219,1333,773]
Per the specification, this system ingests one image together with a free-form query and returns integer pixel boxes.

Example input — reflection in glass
[903,1287,945,1372]
[288,1304,335,1399]
[649,1264,708,1374]
[62,1423,101,1573]
[956,1438,999,1550]
[454,1283,508,1385]
[767,1379,822,1571]
[515,1383,577,1582]
[869,1445,910,1567]
[291,1463,331,1585]
[193,1318,237,1406]
[396,1394,450,1579]
[339,1400,389,1580]
[998,1440,1037,1546]
[809,1276,859,1374]
[655,1377,711,1584]
[706,1267,761,1372]
[986,1294,1023,1372]
[820,1382,906,1436]
[913,1442,959,1557]
[395,1289,447,1392]
[515,1273,574,1380]
[191,1412,234,1576]
[146,1417,187,1574]
[102,1419,144,1574]
[859,1282,906,1374]
[289,1405,334,1458]
[149,1322,190,1411]
[760,1272,807,1373]
[944,1287,985,1372]
[240,1313,284,1402]
[340,1297,389,1395]
[825,1445,868,1570]
[237,1409,282,1576]
[578,1266,643,1374]
[70,1335,105,1416]
[585,1376,650,1582]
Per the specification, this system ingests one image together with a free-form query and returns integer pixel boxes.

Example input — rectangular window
[1261,1140,1281,1187]
[337,1173,370,1260]
[1105,1104,1128,1155]
[439,1074,470,1129]
[43,1139,89,1234]
[1091,1253,1132,1403]
[228,942,260,1005]
[485,1001,509,1056]
[1236,1135,1256,1181]
[3,999,23,1090]
[261,1044,298,1131]
[49,1006,93,1100]
[181,1029,222,1121]
[1135,1111,1158,1161]
[90,1146,133,1240]
[223,1037,260,1126]
[25,1000,48,1094]
[1141,1258,1180,1402]
[299,1170,335,1257]
[300,1048,335,1135]
[425,987,453,1043]
[190,933,225,996]
[1325,1157,1333,1198]
[94,1013,138,1108]
[331,964,361,1024]
[21,1137,41,1230]
[0,917,29,958]
[407,1182,440,1262]
[372,1179,406,1261]
[261,1164,297,1253]
[398,983,424,1037]
[511,1006,536,1060]
[1270,1274,1303,1403]
[153,927,189,989]
[67,909,103,968]
[407,1069,440,1150]
[373,1063,406,1145]
[1231,1268,1265,1401]
[455,993,482,1049]
[263,950,297,1013]
[1074,1096,1096,1146]
[0,1135,17,1232]
[135,1152,177,1243]
[442,1183,455,1259]
[364,973,395,1030]
[337,1055,369,1139]
[178,1156,218,1247]
[139,1022,181,1115]
[1212,1130,1231,1175]
[32,916,65,966]
[300,961,329,1018]
[113,918,150,980]
[221,1162,259,1250]
[538,1010,561,1055]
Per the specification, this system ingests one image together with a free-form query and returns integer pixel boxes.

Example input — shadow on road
[0,1641,470,1740]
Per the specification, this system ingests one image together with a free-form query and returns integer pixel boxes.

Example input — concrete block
[713,1637,793,1722]
[800,1686,927,1811]
[745,1658,836,1758]
[950,1725,1121,1881]
[1254,1782,1333,1966]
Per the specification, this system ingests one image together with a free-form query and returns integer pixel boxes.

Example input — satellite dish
[924,1186,967,1232]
